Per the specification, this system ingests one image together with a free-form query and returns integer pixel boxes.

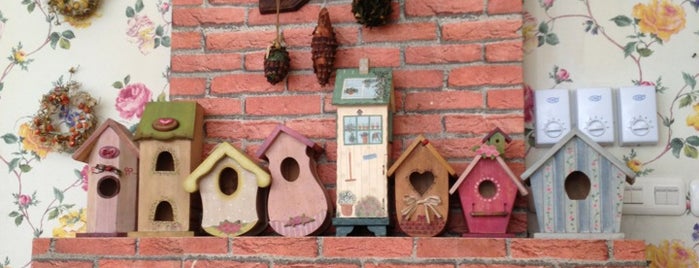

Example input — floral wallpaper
[0,0,170,267]
[524,0,699,266]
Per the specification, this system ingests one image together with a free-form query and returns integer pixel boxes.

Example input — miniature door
[184,142,271,237]
[256,125,331,236]
[387,135,454,237]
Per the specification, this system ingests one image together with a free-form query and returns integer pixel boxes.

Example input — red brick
[405,0,483,16]
[363,22,437,42]
[324,95,337,113]
[510,239,608,260]
[207,31,276,51]
[289,50,313,70]
[405,90,483,111]
[99,260,181,268]
[32,238,51,256]
[393,114,443,135]
[173,7,245,27]
[325,142,338,161]
[244,51,266,71]
[335,47,401,68]
[428,137,481,159]
[205,120,281,140]
[211,74,284,94]
[246,95,321,116]
[487,88,523,109]
[444,114,524,135]
[487,0,523,14]
[286,118,336,139]
[54,238,135,255]
[393,70,443,89]
[442,20,522,41]
[325,4,360,24]
[283,27,316,48]
[405,44,482,65]
[366,264,453,268]
[249,4,320,25]
[195,98,242,115]
[172,53,242,72]
[416,237,506,258]
[173,0,203,5]
[613,240,647,260]
[288,74,335,92]
[318,163,337,185]
[323,237,412,258]
[170,77,206,96]
[233,237,318,257]
[507,211,528,234]
[172,31,201,50]
[505,140,526,158]
[32,261,93,268]
[448,65,523,87]
[486,41,523,62]
[459,265,548,268]
[278,264,358,268]
[209,0,256,4]
[183,260,266,268]
[446,209,468,234]
[139,237,227,255]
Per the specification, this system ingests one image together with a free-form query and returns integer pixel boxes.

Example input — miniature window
[219,167,239,196]
[154,201,174,221]
[343,115,382,145]
[155,151,175,171]
[478,179,497,199]
[281,157,300,182]
[409,171,434,195]
[97,176,120,199]
[565,171,591,200]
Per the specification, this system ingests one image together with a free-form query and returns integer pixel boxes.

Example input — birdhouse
[183,142,271,237]
[72,119,139,237]
[387,135,455,237]
[331,60,393,236]
[521,129,636,239]
[449,128,527,237]
[255,124,331,236]
[130,101,204,237]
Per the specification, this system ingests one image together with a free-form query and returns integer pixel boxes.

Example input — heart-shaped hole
[409,171,434,196]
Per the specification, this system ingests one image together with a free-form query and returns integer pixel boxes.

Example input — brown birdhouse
[311,7,338,86]
[72,119,139,237]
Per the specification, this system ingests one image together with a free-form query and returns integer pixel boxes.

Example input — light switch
[623,185,643,204]
[575,88,614,144]
[617,86,659,146]
[534,89,571,146]
[623,177,685,215]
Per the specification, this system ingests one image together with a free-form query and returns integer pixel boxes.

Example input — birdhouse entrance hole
[154,201,174,221]
[281,157,300,182]
[97,176,120,199]
[155,151,175,171]
[478,179,497,199]
[219,167,239,196]
[409,171,434,195]
[565,171,591,200]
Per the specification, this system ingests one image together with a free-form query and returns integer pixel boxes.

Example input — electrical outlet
[622,177,686,216]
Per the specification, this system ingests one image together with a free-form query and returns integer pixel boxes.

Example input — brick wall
[31,237,647,267]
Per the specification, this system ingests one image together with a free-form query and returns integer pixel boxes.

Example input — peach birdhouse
[183,142,271,237]
[130,101,204,237]
[255,124,332,237]
[387,135,455,237]
[72,119,139,237]
[449,128,528,237]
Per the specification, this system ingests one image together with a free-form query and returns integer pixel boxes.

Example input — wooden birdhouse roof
[387,135,455,177]
[183,142,271,193]
[482,127,512,144]
[520,129,636,184]
[72,118,139,162]
[449,154,528,196]
[134,101,202,141]
[255,124,324,161]
[332,68,393,106]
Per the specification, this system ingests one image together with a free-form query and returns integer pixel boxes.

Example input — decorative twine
[401,195,442,224]
[274,0,281,46]
[92,164,123,176]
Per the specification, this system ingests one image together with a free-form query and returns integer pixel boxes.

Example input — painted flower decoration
[646,239,699,268]
[475,144,500,159]
[80,165,90,191]
[18,122,51,158]
[216,220,242,235]
[692,223,699,241]
[522,12,538,54]
[686,104,699,131]
[549,65,572,85]
[52,209,87,238]
[115,82,152,120]
[17,194,32,208]
[126,15,156,55]
[626,158,643,174]
[632,0,686,42]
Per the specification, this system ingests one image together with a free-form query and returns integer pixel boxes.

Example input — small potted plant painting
[338,190,356,216]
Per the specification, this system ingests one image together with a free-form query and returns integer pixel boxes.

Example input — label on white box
[617,86,659,146]
[534,89,571,146]
[575,88,614,144]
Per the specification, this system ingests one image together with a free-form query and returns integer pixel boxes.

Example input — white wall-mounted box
[690,179,699,216]
[534,89,571,146]
[622,177,686,216]
[617,86,659,146]
[575,87,615,144]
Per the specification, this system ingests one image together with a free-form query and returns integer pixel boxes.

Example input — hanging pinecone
[351,0,392,27]
[311,7,338,86]
[264,40,291,85]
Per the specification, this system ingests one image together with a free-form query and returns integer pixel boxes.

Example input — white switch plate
[622,177,686,216]
[690,179,699,216]
[575,87,615,144]
[535,89,571,146]
[617,86,659,146]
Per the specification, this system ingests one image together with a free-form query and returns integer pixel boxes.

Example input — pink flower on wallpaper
[158,0,170,13]
[639,80,656,86]
[556,68,570,81]
[524,84,534,123]
[80,165,90,191]
[126,15,156,55]
[115,83,152,120]
[18,194,31,207]
[541,0,555,9]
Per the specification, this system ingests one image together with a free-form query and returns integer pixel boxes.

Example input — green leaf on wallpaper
[8,211,19,217]
[73,168,82,179]
[59,38,70,49]
[671,138,684,158]
[126,7,135,18]
[62,30,75,39]
[19,164,31,173]
[683,72,696,89]
[33,229,42,238]
[156,25,164,37]
[695,30,699,36]
[679,95,693,108]
[610,15,632,27]
[8,158,19,173]
[637,48,653,57]
[48,208,59,220]
[0,82,4,92]
[545,33,559,45]
[124,75,131,85]
[27,2,35,12]
[14,215,23,226]
[662,116,674,127]
[2,134,18,144]
[161,36,171,47]
[135,0,144,12]
[537,35,545,47]
[623,42,636,58]
[112,81,124,89]
[53,187,64,203]
[684,145,698,158]
[154,37,161,49]
[49,32,60,49]
[686,136,699,146]
[538,22,549,34]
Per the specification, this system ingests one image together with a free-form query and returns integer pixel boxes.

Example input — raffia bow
[401,195,442,224]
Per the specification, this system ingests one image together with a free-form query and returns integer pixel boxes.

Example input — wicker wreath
[48,0,100,20]
[30,80,97,153]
